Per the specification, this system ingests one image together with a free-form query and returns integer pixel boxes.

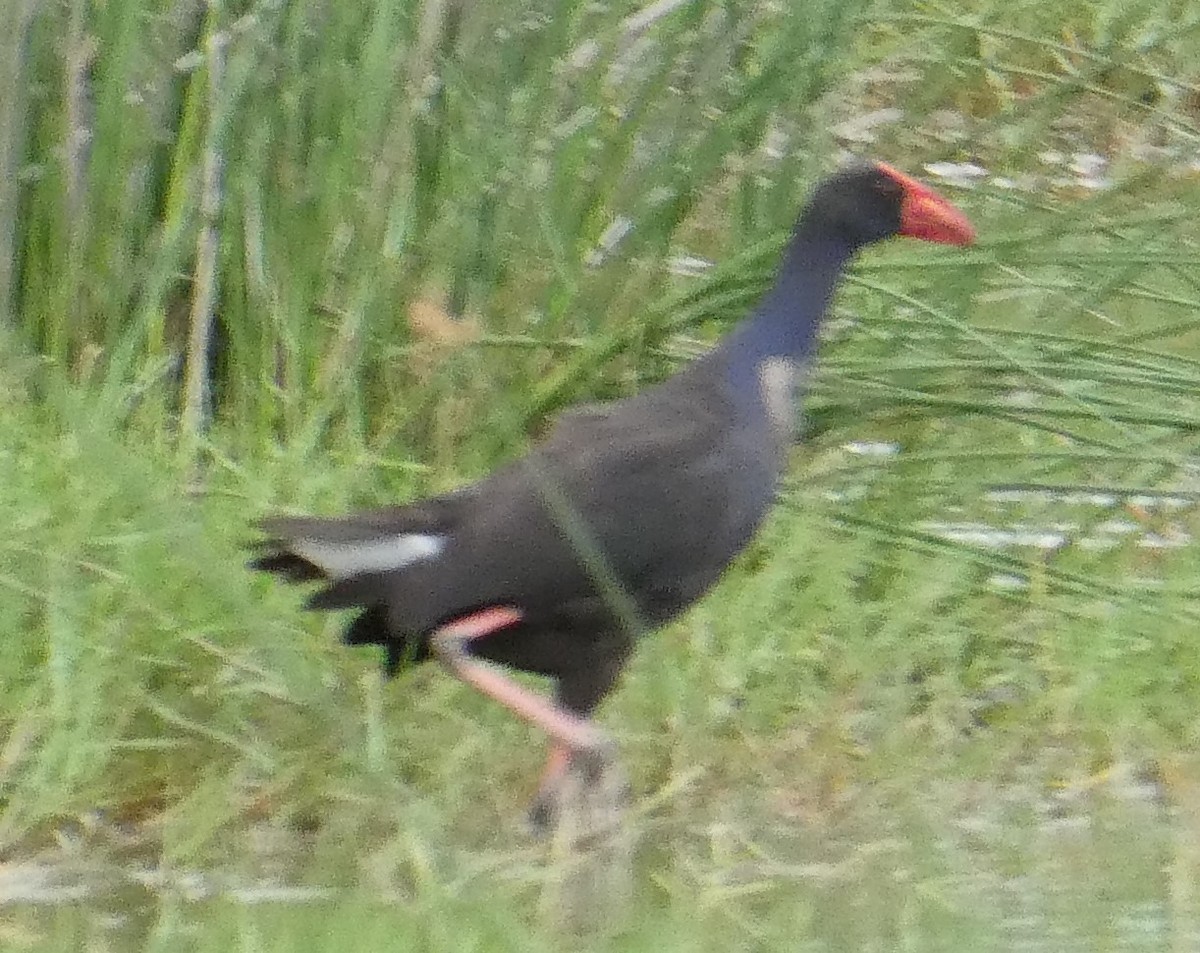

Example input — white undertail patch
[294,533,445,579]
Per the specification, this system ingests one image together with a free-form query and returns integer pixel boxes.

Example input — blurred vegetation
[2,0,1200,948]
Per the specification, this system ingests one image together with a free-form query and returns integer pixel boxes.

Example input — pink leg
[528,741,574,831]
[430,607,613,764]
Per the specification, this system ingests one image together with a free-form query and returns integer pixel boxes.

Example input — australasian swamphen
[251,161,975,827]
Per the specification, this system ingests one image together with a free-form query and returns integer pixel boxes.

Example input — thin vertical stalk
[0,0,38,328]
[180,7,226,478]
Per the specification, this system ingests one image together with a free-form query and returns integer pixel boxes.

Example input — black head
[801,162,975,249]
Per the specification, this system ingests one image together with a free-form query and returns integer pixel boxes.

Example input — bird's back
[372,360,783,642]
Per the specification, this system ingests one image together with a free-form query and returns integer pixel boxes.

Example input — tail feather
[248,550,325,582]
[258,496,459,542]
[252,515,447,582]
[251,507,452,676]
[304,572,391,611]
[343,604,429,675]
[258,510,430,542]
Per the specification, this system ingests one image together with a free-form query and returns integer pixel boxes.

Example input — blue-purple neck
[715,230,856,396]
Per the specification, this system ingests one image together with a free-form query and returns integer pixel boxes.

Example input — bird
[251,161,975,829]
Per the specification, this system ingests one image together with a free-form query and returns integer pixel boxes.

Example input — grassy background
[3,0,1200,948]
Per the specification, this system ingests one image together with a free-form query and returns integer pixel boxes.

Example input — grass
[4,0,1200,948]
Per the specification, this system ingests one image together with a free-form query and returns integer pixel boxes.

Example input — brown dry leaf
[406,297,481,348]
